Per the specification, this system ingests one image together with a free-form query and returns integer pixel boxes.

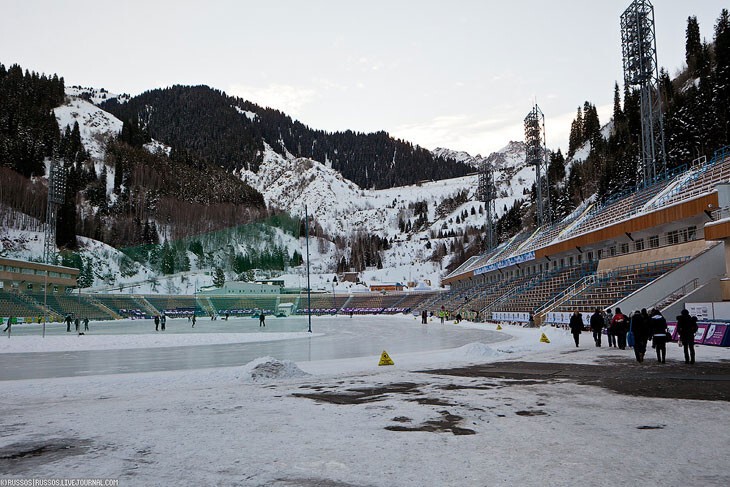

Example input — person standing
[259,312,266,327]
[83,317,89,331]
[676,309,698,364]
[74,317,80,332]
[569,310,583,347]
[611,308,629,350]
[606,309,616,347]
[439,306,446,324]
[650,308,669,363]
[421,310,427,324]
[631,310,650,363]
[154,315,160,331]
[590,308,605,347]
[191,314,196,328]
[161,313,166,331]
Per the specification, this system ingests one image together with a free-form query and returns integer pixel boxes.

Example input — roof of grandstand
[445,146,730,282]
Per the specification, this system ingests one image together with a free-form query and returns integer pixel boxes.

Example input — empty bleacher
[144,295,203,317]
[341,293,409,314]
[29,293,115,320]
[208,295,278,316]
[490,262,599,315]
[0,291,47,319]
[296,294,349,314]
[555,258,687,314]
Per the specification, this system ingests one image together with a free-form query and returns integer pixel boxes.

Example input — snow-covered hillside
[2,87,535,292]
[54,92,123,160]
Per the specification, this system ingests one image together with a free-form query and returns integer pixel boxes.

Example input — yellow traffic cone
[540,332,550,343]
[496,324,503,331]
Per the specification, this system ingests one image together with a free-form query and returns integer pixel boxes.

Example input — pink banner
[702,324,729,346]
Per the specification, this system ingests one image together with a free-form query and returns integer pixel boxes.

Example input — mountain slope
[100,85,474,190]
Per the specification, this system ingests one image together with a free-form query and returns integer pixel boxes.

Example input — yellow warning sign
[540,333,551,343]
[496,324,503,331]
[378,350,395,366]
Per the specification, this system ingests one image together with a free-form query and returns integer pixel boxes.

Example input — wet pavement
[420,357,730,401]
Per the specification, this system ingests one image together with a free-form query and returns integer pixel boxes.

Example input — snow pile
[240,356,310,381]
[452,342,501,361]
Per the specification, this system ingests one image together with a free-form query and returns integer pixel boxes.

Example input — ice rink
[0,314,507,380]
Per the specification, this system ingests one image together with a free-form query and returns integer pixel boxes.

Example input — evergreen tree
[686,16,702,75]
[713,9,730,145]
[213,267,226,287]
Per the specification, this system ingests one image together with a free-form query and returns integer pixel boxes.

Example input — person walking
[83,317,89,331]
[66,314,72,332]
[191,314,196,328]
[590,308,605,347]
[611,308,629,350]
[631,310,650,363]
[650,308,669,363]
[154,315,160,331]
[569,310,583,347]
[439,306,446,324]
[259,312,266,327]
[676,309,698,364]
[74,317,80,332]
[2,316,12,334]
[161,314,166,331]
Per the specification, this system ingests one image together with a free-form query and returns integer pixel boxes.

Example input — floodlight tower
[477,159,497,251]
[44,161,66,264]
[620,0,667,186]
[524,104,551,227]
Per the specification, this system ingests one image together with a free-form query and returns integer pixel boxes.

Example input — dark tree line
[0,63,65,178]
[101,85,474,190]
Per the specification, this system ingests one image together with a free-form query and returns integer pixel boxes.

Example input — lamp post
[305,205,312,333]
[43,269,47,338]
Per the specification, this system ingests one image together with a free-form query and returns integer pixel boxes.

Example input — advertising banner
[702,323,730,346]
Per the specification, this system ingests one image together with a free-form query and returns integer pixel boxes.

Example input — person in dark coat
[589,308,605,347]
[83,317,89,331]
[421,310,427,324]
[676,309,698,364]
[154,315,160,331]
[650,308,669,363]
[631,310,650,363]
[191,314,196,328]
[611,308,629,350]
[259,312,266,327]
[74,317,80,332]
[569,310,583,347]
[161,314,166,331]
[66,314,72,332]
[605,309,616,347]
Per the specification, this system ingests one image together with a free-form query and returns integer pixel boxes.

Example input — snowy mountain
[2,80,533,291]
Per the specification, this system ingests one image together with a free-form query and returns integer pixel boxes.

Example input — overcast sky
[2,0,728,156]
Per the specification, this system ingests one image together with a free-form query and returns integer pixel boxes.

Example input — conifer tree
[686,16,702,75]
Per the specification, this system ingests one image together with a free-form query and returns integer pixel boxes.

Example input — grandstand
[0,290,47,320]
[443,146,730,324]
[341,293,409,314]
[28,292,115,320]
[4,149,730,326]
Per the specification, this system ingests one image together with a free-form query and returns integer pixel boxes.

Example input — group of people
[154,314,167,331]
[65,314,89,333]
[569,307,699,364]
